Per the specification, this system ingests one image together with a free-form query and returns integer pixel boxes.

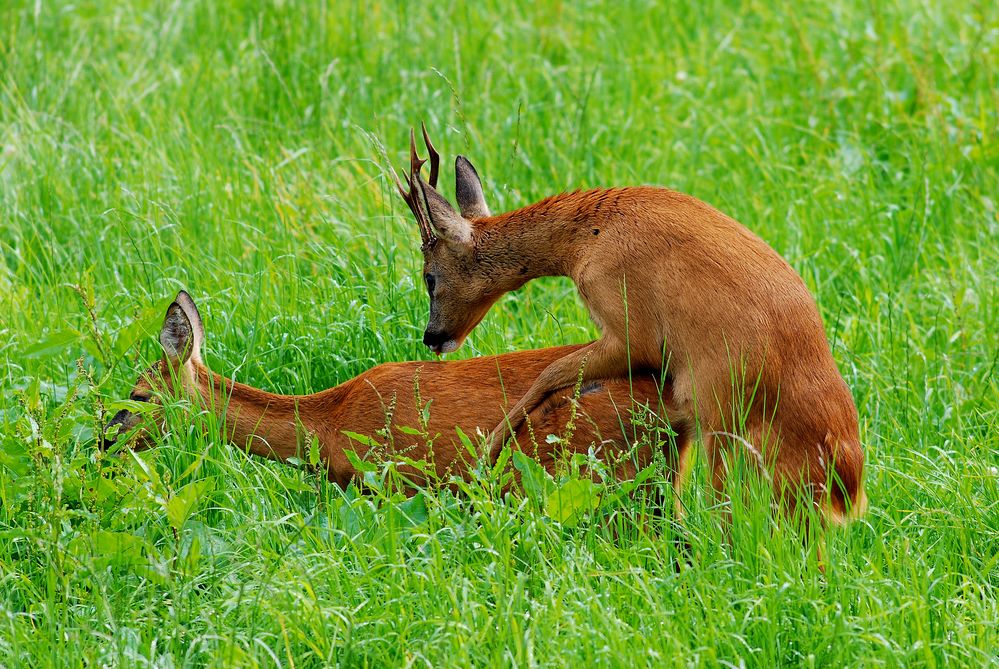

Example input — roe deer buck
[104,291,691,496]
[393,126,865,523]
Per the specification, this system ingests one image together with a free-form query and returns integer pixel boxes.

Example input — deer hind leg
[702,425,771,526]
[669,422,695,521]
[703,432,730,514]
[487,337,629,462]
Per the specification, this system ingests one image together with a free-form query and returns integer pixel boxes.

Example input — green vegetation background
[0,1,995,666]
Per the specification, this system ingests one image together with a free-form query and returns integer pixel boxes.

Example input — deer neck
[190,362,329,462]
[479,190,610,283]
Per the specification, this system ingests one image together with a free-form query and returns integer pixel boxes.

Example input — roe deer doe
[104,291,691,496]
[393,126,865,523]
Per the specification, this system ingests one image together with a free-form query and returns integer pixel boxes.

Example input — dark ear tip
[455,155,480,178]
[177,289,191,301]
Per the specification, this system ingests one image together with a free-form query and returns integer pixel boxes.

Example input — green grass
[1,0,996,666]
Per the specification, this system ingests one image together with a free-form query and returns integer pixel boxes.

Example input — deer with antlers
[393,125,866,523]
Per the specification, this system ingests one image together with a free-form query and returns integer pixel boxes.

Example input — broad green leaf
[21,330,82,359]
[71,424,95,444]
[492,443,512,479]
[512,451,555,499]
[454,426,477,459]
[600,464,659,510]
[80,337,104,362]
[545,478,601,527]
[308,434,321,467]
[337,499,363,536]
[92,531,146,563]
[166,479,212,530]
[106,398,159,415]
[393,454,435,478]
[70,530,155,570]
[182,534,202,575]
[128,449,164,490]
[396,425,423,436]
[85,475,126,510]
[341,431,380,448]
[0,439,31,477]
[343,448,378,473]
[395,492,429,527]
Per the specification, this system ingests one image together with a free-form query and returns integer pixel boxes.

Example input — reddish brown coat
[108,293,692,497]
[401,139,866,522]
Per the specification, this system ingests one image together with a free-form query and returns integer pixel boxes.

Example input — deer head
[393,124,508,354]
[101,291,204,450]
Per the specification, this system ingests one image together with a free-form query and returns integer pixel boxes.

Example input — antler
[420,122,440,189]
[391,122,440,248]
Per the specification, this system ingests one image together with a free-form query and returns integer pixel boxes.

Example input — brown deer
[393,126,865,523]
[104,291,692,498]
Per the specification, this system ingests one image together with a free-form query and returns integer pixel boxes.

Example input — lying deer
[104,291,691,497]
[393,126,865,523]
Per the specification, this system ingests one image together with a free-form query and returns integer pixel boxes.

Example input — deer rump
[326,344,693,495]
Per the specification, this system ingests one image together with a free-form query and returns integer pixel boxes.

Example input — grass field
[1,0,997,666]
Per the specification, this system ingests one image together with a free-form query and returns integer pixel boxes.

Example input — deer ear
[159,302,195,365]
[419,178,473,246]
[173,290,204,362]
[455,155,490,219]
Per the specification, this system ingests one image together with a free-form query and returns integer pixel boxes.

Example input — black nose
[423,329,448,348]
[100,410,129,451]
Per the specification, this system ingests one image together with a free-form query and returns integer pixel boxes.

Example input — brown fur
[404,145,866,523]
[106,293,692,498]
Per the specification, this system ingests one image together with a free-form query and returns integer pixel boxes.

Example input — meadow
[1,0,996,666]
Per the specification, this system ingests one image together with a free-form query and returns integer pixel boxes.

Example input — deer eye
[130,393,149,402]
[424,273,436,295]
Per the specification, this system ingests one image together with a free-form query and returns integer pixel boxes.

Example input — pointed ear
[159,302,195,365]
[419,178,473,245]
[455,155,490,219]
[173,290,204,362]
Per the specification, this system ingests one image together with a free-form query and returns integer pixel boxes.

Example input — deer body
[480,187,863,519]
[188,345,688,490]
[395,130,865,521]
[107,292,692,495]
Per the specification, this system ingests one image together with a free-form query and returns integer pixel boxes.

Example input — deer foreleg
[487,338,629,461]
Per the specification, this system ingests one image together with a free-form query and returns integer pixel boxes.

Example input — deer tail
[823,431,867,523]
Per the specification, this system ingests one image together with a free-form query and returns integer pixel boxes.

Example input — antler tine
[389,164,407,200]
[409,127,427,182]
[421,121,440,189]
